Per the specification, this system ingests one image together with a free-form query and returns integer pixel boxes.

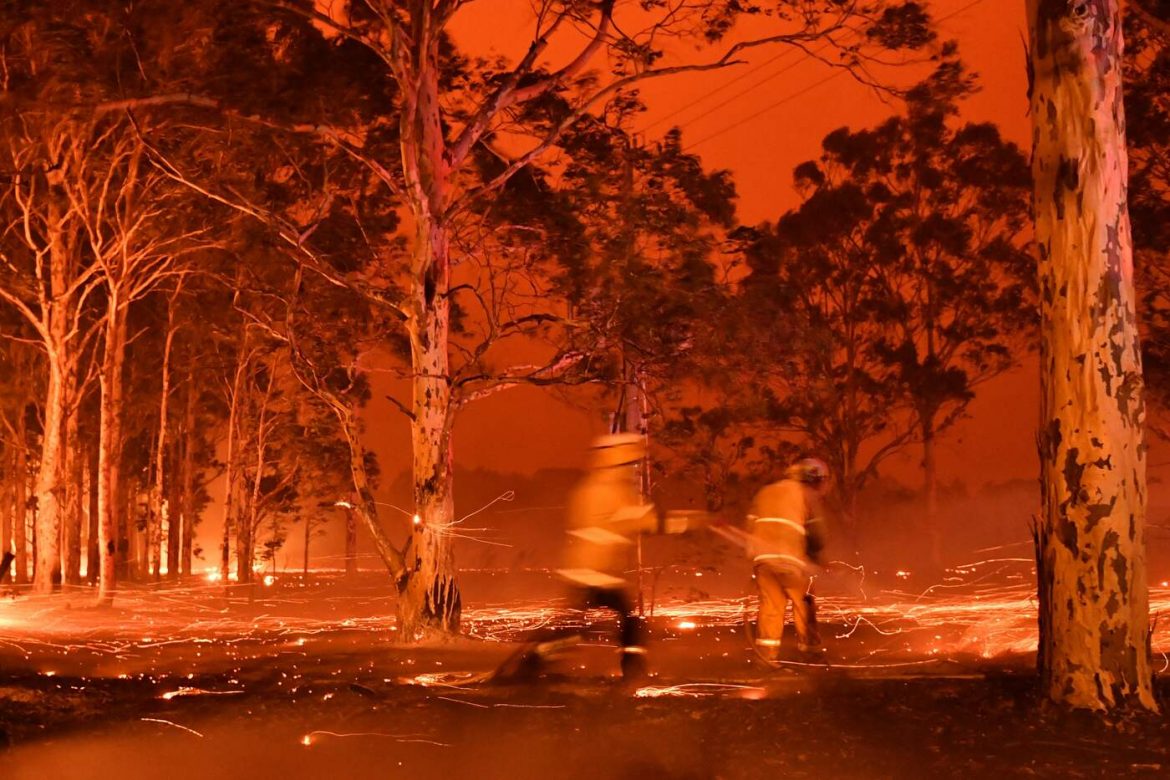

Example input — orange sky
[365,0,1048,490]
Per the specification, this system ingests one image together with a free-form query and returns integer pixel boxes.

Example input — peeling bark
[1028,0,1157,711]
[395,50,462,639]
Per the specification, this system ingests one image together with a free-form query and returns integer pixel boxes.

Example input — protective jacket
[747,478,826,575]
[558,467,657,590]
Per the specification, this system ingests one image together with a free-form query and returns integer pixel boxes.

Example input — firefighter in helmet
[557,432,663,679]
[748,457,830,663]
[497,433,699,682]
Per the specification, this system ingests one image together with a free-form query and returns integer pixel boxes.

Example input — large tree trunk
[398,219,461,640]
[96,302,128,605]
[1029,0,1157,711]
[33,358,65,593]
[396,51,461,639]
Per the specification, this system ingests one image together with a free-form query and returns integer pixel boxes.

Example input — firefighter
[748,457,829,664]
[498,433,696,682]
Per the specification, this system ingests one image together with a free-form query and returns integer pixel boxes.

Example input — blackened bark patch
[1111,548,1129,598]
[1063,447,1085,499]
[1058,515,1079,555]
[1042,418,1062,460]
[1099,621,1128,669]
[1084,498,1115,531]
[1057,155,1079,194]
[1105,592,1119,618]
[1035,0,1064,59]
[1116,371,1141,423]
[424,265,437,307]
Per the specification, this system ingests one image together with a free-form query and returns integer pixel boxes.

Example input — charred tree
[1028,0,1158,711]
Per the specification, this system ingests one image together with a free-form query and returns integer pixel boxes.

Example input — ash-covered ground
[1,563,1169,779]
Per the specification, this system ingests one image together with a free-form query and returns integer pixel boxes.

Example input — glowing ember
[635,683,766,698]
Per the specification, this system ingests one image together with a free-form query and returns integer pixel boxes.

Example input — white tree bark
[96,297,128,605]
[1029,0,1157,711]
[151,299,178,579]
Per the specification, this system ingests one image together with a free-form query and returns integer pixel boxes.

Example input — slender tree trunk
[97,302,128,605]
[238,369,273,586]
[86,445,98,584]
[61,401,82,585]
[334,406,403,578]
[1,442,12,583]
[151,317,176,580]
[179,378,196,577]
[302,514,310,581]
[14,417,28,584]
[221,349,248,582]
[922,411,942,569]
[33,357,65,593]
[345,509,357,579]
[1029,0,1156,711]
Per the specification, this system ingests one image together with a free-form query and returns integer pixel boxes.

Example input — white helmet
[590,433,645,469]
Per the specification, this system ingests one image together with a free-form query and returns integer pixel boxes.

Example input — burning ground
[1,562,1169,778]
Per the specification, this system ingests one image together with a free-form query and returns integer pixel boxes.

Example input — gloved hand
[661,510,715,534]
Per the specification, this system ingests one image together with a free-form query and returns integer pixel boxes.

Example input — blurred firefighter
[748,457,830,664]
[499,433,698,682]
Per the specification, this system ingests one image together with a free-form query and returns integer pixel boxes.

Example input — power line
[684,70,844,150]
[670,0,988,151]
[661,41,838,135]
[641,45,807,132]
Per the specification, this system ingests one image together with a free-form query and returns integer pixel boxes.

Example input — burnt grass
[2,662,1169,779]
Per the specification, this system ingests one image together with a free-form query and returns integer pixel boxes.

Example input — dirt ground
[1,570,1168,779]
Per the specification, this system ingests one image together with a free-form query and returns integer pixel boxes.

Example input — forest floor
[0,562,1169,779]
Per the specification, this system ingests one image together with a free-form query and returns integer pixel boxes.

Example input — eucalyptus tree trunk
[86,446,98,584]
[62,407,82,585]
[335,405,404,580]
[33,356,64,593]
[221,347,247,581]
[13,418,27,584]
[345,509,358,578]
[179,377,197,577]
[152,298,177,579]
[922,410,942,569]
[1,443,12,583]
[1028,0,1157,711]
[396,51,461,640]
[96,299,128,605]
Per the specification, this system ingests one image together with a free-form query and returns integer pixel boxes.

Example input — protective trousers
[754,563,816,659]
[573,585,647,678]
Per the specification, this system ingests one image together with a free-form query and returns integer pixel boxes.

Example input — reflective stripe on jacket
[558,467,656,589]
[748,479,825,572]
